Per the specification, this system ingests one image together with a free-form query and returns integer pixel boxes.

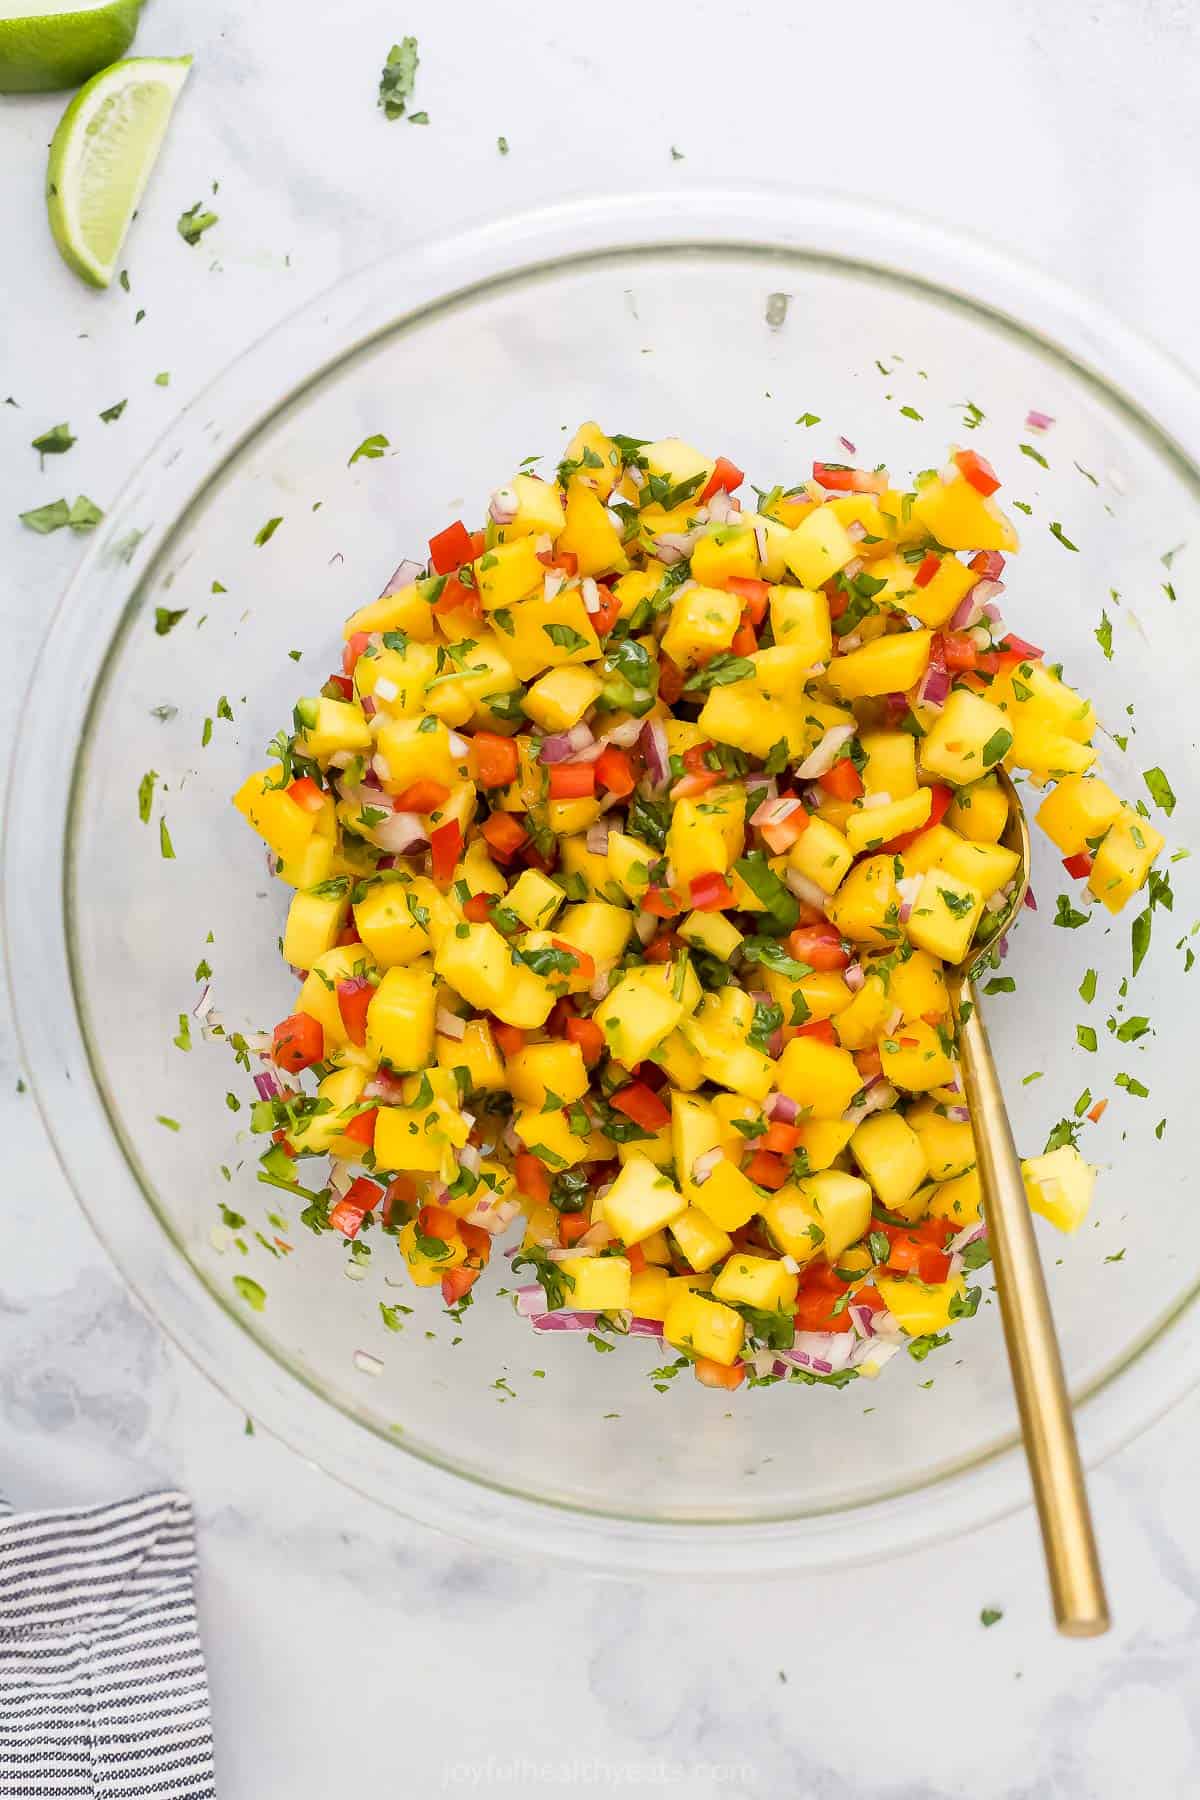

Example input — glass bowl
[9,189,1200,1575]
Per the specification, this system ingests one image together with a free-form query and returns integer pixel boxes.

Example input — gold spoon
[949,767,1109,1637]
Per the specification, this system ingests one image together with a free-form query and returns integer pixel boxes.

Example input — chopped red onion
[371,752,392,782]
[581,576,601,614]
[370,811,427,854]
[447,731,470,760]
[1025,410,1054,432]
[602,715,644,750]
[752,521,768,564]
[860,790,893,811]
[361,695,378,720]
[502,1118,522,1153]
[489,486,518,525]
[589,968,612,1001]
[633,909,658,946]
[846,519,867,543]
[467,1195,522,1236]
[766,1092,798,1125]
[751,794,805,831]
[532,1306,600,1327]
[459,1144,482,1177]
[380,559,424,598]
[796,723,857,780]
[192,982,215,1020]
[706,490,738,525]
[972,577,1005,609]
[540,722,594,763]
[373,674,400,703]
[586,820,612,856]
[514,1284,549,1320]
[785,868,829,911]
[436,1007,466,1040]
[653,528,704,564]
[949,1220,987,1254]
[1024,887,1038,912]
[253,1071,281,1102]
[691,1146,724,1185]
[917,662,951,709]
[243,1031,274,1054]
[543,569,567,602]
[639,718,670,791]
[843,961,866,993]
[841,556,864,581]
[944,1104,972,1124]
[838,435,857,455]
[843,1079,899,1127]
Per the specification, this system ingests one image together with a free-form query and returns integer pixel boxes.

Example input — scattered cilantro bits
[19,495,102,535]
[254,516,283,547]
[177,202,219,247]
[31,422,75,462]
[349,434,389,466]
[378,37,419,120]
[1142,767,1176,816]
[1048,521,1078,551]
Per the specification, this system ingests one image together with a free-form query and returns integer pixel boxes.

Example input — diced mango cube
[604,1154,687,1244]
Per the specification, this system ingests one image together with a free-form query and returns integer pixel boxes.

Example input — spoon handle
[957,975,1110,1637]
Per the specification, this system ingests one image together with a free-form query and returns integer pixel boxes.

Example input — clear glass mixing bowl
[8,191,1200,1574]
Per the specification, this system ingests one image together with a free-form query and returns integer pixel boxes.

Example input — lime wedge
[47,54,191,288]
[0,0,142,94]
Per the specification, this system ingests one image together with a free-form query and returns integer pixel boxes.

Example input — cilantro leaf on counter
[1049,522,1078,551]
[155,606,187,636]
[254,516,282,546]
[137,770,157,823]
[31,422,75,462]
[379,37,419,119]
[177,202,218,246]
[349,434,390,465]
[1142,766,1176,816]
[1095,610,1113,659]
[99,399,127,422]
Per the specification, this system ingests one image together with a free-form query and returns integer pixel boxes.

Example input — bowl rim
[8,184,1200,1577]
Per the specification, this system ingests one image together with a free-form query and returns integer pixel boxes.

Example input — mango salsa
[228,428,1164,1391]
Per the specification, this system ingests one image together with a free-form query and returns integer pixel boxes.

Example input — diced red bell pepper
[287,775,326,814]
[272,1011,324,1073]
[458,1222,493,1265]
[393,779,451,813]
[480,812,526,861]
[428,519,475,574]
[537,547,579,577]
[492,1022,526,1058]
[785,925,850,972]
[726,577,770,623]
[793,1263,854,1333]
[969,550,1006,578]
[329,1198,367,1238]
[473,731,519,789]
[878,782,954,855]
[643,930,681,963]
[594,745,635,798]
[758,805,809,856]
[625,1242,647,1276]
[694,1358,746,1389]
[1088,1099,1109,1124]
[430,818,462,885]
[610,1081,670,1131]
[730,621,758,657]
[342,631,371,678]
[548,762,596,800]
[329,1175,384,1239]
[793,1018,838,1045]
[440,1267,480,1305]
[818,757,864,801]
[913,553,942,589]
[642,885,682,919]
[940,630,980,672]
[762,1120,800,1155]
[558,1212,591,1247]
[336,978,373,1046]
[565,1016,604,1066]
[996,632,1043,663]
[341,1108,377,1149]
[743,1149,789,1190]
[336,923,362,947]
[952,449,1000,496]
[699,455,745,503]
[670,770,721,800]
[514,1151,551,1207]
[432,573,483,622]
[918,1247,953,1284]
[325,673,354,701]
[1062,851,1093,879]
[551,939,595,983]
[689,870,735,912]
[418,1203,459,1241]
[589,586,622,635]
[463,891,493,923]
[853,1047,883,1082]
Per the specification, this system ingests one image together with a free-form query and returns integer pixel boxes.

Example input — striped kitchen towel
[0,1490,215,1797]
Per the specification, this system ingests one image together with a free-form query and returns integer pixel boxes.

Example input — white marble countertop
[4,3,1200,1793]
